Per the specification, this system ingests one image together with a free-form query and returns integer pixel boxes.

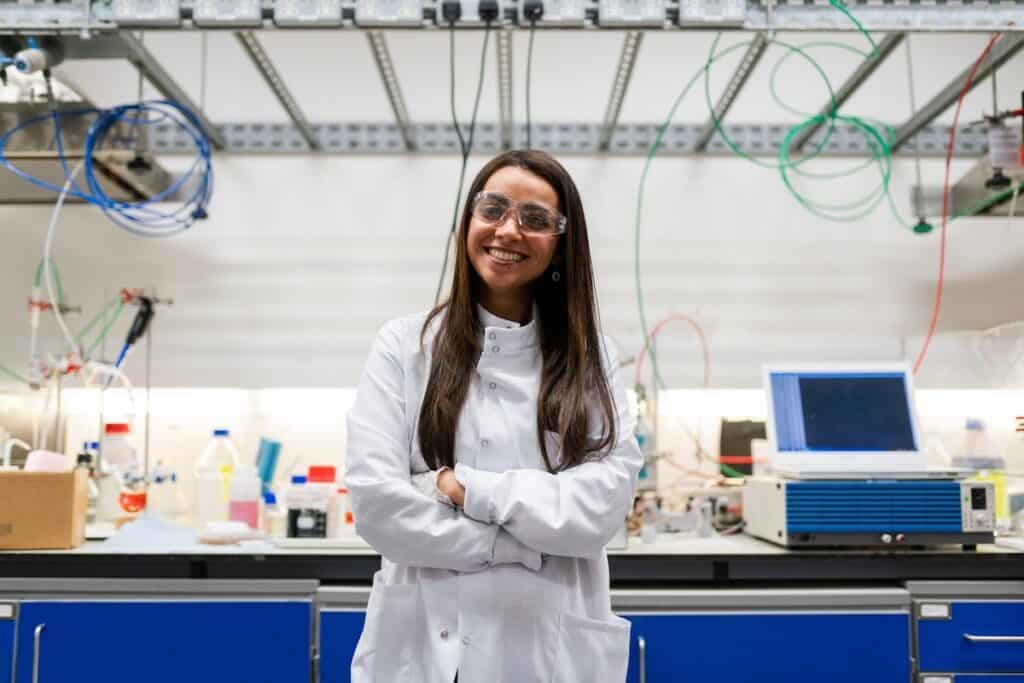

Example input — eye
[477,199,507,221]
[521,209,553,230]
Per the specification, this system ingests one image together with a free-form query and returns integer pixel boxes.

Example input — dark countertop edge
[0,551,1020,584]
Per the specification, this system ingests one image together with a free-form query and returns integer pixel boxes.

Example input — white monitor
[763,363,928,474]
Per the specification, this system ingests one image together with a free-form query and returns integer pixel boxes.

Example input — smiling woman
[344,149,642,682]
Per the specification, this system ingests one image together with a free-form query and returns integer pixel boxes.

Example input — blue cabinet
[912,581,1024,678]
[14,600,312,683]
[317,609,366,683]
[1,603,14,683]
[615,589,912,683]
[621,612,910,683]
[918,601,1024,674]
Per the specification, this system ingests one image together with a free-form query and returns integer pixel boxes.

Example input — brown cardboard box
[0,469,88,549]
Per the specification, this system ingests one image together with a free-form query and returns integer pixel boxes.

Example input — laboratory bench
[1,533,1022,584]
[2,537,1023,682]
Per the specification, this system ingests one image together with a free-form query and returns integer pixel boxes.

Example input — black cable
[433,22,493,307]
[526,19,537,149]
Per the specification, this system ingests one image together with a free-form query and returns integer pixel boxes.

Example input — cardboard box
[0,469,88,550]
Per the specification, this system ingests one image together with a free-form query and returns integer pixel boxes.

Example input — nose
[493,210,521,237]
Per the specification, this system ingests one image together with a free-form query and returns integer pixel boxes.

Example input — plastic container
[953,418,1009,528]
[229,463,261,530]
[286,474,328,539]
[261,491,286,538]
[101,423,137,470]
[335,487,355,537]
[193,429,242,529]
[309,465,338,536]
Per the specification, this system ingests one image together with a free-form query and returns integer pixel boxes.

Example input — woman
[345,149,642,682]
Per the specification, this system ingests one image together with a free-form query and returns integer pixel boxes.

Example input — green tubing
[86,299,125,358]
[33,258,65,305]
[0,363,29,386]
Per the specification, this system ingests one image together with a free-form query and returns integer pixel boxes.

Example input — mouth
[484,246,528,265]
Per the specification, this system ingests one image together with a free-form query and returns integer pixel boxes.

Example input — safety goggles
[470,192,567,236]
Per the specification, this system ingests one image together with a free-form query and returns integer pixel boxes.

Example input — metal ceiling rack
[1,2,1023,159]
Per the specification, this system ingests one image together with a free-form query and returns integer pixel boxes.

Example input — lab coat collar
[476,302,540,354]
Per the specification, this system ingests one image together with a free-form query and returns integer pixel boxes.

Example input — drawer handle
[637,635,647,683]
[964,633,1024,643]
[32,623,46,683]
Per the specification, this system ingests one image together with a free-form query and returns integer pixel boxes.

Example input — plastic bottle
[953,418,1009,529]
[261,491,286,538]
[308,465,338,536]
[193,428,242,529]
[76,442,100,523]
[101,423,137,471]
[335,487,355,537]
[229,463,261,530]
[286,474,328,538]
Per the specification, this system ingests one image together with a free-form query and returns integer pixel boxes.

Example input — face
[466,166,562,300]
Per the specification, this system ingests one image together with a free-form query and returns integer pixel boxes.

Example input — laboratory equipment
[262,491,287,538]
[287,474,328,539]
[744,477,995,548]
[255,437,281,494]
[193,429,241,528]
[308,465,339,536]
[952,418,1010,529]
[335,487,355,537]
[229,463,261,530]
[100,423,138,470]
[746,364,995,548]
[23,449,69,472]
[763,364,930,475]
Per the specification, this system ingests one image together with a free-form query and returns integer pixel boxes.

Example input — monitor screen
[769,371,917,452]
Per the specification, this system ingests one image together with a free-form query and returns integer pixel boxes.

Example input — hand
[437,468,466,507]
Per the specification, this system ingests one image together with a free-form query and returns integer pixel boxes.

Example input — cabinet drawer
[624,612,910,683]
[918,601,1024,673]
[0,603,14,683]
[318,609,366,683]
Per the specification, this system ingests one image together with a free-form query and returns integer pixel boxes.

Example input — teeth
[488,248,525,263]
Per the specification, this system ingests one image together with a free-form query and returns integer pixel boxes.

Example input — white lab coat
[345,304,643,683]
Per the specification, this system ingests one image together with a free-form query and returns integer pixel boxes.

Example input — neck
[480,289,533,325]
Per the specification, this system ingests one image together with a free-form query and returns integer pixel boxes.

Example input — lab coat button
[440,628,449,640]
[462,636,471,646]
[489,382,497,390]
[481,439,490,448]
[492,346,500,353]
[488,332,496,340]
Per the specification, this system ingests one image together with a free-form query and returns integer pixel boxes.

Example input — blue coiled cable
[0,99,213,237]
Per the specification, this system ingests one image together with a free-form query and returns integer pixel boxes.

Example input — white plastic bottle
[229,463,261,530]
[193,428,242,529]
[101,423,137,470]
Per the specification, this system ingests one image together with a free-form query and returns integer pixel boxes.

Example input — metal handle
[964,633,1024,643]
[637,635,646,683]
[32,623,45,683]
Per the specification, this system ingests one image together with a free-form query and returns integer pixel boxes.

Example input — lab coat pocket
[353,579,427,682]
[551,612,631,683]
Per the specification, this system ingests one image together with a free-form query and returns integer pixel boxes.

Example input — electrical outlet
[355,0,423,26]
[519,0,585,26]
[435,0,502,26]
[273,0,343,26]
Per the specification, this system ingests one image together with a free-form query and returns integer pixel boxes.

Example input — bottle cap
[263,492,277,505]
[104,423,130,434]
[290,475,307,485]
[213,429,230,437]
[966,418,985,431]
[308,465,336,483]
[337,487,348,494]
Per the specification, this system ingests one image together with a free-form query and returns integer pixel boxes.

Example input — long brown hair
[417,150,617,473]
